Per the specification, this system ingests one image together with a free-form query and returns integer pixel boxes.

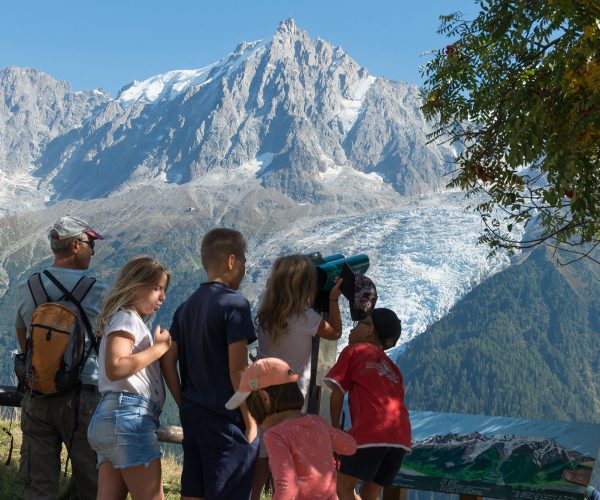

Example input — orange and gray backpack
[23,270,98,395]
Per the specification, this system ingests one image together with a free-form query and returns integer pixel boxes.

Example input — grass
[0,413,185,499]
[0,412,75,499]
[0,414,271,499]
[0,415,25,500]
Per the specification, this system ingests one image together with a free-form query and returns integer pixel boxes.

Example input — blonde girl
[253,254,343,498]
[88,256,171,500]
[257,254,343,399]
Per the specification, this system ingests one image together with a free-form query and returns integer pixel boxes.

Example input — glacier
[244,191,522,356]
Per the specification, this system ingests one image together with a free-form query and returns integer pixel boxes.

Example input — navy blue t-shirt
[170,282,256,416]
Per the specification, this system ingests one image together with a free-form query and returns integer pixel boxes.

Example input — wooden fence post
[382,487,408,500]
[306,315,338,422]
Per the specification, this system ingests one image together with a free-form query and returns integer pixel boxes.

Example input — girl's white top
[257,307,322,412]
[98,309,165,408]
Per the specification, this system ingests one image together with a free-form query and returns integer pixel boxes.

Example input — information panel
[392,411,600,499]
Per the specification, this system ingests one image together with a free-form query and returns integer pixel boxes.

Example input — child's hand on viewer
[330,278,343,302]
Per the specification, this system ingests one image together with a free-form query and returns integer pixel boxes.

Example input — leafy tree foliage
[421,0,600,263]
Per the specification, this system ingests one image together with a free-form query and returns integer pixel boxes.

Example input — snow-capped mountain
[0,19,517,396]
[0,18,456,213]
[0,67,110,214]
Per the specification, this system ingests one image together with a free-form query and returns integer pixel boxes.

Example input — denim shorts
[87,392,161,469]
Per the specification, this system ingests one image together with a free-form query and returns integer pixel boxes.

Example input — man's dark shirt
[170,282,256,416]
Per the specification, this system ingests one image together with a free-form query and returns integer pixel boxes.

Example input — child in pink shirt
[226,358,356,500]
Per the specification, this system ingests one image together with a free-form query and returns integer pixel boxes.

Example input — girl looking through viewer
[256,254,343,408]
[253,254,343,498]
[87,256,171,500]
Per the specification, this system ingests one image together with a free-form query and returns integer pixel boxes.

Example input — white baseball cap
[48,216,104,241]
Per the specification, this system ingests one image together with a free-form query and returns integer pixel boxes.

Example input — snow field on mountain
[0,171,44,215]
[247,191,520,355]
[116,40,269,108]
[337,75,377,130]
[117,66,217,107]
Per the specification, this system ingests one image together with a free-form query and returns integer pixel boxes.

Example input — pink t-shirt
[263,414,356,500]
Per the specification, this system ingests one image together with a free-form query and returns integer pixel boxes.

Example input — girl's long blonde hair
[97,256,170,336]
[256,255,317,346]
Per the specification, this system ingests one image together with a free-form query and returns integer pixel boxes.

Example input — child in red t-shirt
[226,357,357,500]
[324,308,411,500]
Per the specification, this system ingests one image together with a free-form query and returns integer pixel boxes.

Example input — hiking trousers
[19,386,100,500]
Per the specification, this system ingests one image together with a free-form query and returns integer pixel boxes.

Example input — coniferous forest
[400,247,600,423]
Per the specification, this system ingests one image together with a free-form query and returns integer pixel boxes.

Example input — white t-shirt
[98,309,165,408]
[257,308,322,411]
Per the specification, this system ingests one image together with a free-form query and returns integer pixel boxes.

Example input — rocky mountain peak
[231,40,263,57]
[1,66,68,95]
[225,40,267,68]
[117,80,139,98]
[276,18,299,36]
[1,20,457,212]
[270,18,314,56]
[0,66,111,213]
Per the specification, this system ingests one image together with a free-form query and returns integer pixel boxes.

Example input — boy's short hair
[245,382,304,425]
[372,308,401,348]
[201,228,247,270]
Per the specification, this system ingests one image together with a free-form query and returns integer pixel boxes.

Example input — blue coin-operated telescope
[303,252,370,415]
[306,253,370,312]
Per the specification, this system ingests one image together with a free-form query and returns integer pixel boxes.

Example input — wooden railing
[0,385,185,444]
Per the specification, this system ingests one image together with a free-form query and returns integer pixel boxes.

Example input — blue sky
[1,1,478,96]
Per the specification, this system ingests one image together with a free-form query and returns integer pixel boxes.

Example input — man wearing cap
[14,215,107,500]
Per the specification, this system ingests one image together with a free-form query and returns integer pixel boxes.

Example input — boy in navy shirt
[162,228,258,500]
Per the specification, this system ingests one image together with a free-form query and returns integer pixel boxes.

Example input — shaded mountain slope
[400,247,600,423]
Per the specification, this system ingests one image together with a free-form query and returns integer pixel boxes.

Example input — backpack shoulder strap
[70,276,99,354]
[42,270,71,299]
[70,276,97,304]
[42,270,99,354]
[27,273,50,307]
[43,271,95,305]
